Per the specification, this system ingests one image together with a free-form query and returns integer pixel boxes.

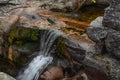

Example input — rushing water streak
[17,29,63,80]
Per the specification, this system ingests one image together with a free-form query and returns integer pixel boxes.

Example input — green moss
[12,53,28,67]
[7,68,15,76]
[8,27,19,44]
[31,30,40,40]
[20,28,30,38]
[14,41,23,46]
[8,27,40,46]
[56,37,66,58]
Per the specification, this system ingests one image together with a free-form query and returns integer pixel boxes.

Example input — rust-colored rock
[40,66,64,80]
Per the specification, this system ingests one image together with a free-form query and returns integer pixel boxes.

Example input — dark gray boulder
[87,16,120,80]
[105,29,120,58]
[103,0,120,31]
[87,17,107,42]
[87,16,120,58]
[87,17,107,54]
[83,53,120,80]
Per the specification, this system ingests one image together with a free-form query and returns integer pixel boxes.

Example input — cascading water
[17,29,63,80]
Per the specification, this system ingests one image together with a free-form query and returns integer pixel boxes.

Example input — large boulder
[87,17,107,42]
[86,17,120,79]
[105,29,120,58]
[0,72,16,80]
[86,1,120,79]
[103,0,120,31]
[65,37,86,62]
[82,54,120,80]
[87,17,107,54]
[87,16,120,58]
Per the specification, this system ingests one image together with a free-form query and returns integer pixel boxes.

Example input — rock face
[103,0,120,58]
[87,0,120,80]
[102,0,120,58]
[87,0,120,58]
[0,72,16,80]
[87,17,107,54]
[105,29,120,58]
[103,0,120,31]
[87,16,120,80]
[87,16,120,58]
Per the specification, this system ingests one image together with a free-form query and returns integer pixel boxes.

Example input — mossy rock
[6,26,42,71]
[56,36,66,58]
[0,56,17,77]
[8,27,40,46]
[12,52,29,68]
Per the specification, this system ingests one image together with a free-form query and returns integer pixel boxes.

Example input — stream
[17,29,63,80]
[0,0,113,80]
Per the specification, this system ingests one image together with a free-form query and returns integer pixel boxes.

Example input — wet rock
[64,72,89,80]
[0,72,16,80]
[8,27,40,50]
[103,0,120,31]
[40,66,64,80]
[18,12,66,29]
[0,54,18,76]
[65,37,86,62]
[74,73,88,80]
[78,46,119,80]
[85,55,120,80]
[84,63,110,80]
[56,36,86,65]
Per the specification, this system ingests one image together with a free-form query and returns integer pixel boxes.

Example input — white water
[17,55,53,80]
[17,29,63,80]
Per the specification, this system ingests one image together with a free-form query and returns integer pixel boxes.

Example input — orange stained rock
[37,11,89,31]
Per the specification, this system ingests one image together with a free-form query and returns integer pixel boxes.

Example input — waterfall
[17,29,63,80]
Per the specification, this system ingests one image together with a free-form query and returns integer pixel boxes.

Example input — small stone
[0,72,16,80]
